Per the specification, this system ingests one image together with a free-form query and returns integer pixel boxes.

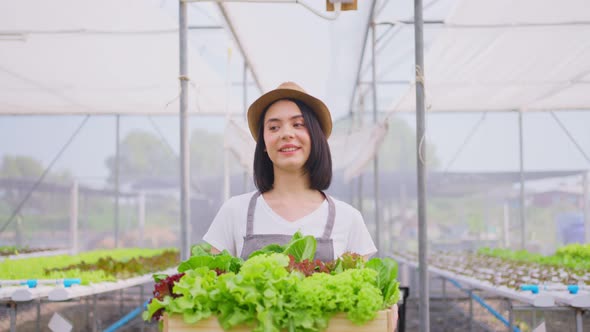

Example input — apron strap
[247,191,334,240]
[246,191,261,236]
[321,193,336,240]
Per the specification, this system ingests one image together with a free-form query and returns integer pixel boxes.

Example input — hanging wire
[415,64,432,167]
[165,75,202,113]
[549,111,590,164]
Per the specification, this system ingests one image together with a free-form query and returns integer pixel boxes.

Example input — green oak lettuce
[144,235,401,331]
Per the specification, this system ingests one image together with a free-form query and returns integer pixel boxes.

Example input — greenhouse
[1,0,589,331]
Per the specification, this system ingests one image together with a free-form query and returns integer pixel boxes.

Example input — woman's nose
[280,127,294,139]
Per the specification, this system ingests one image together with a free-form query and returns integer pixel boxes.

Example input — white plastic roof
[2,0,589,117]
[390,0,590,112]
[221,1,372,119]
[0,0,233,115]
[0,0,375,119]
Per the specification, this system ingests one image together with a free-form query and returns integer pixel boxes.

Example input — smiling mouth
[279,147,299,152]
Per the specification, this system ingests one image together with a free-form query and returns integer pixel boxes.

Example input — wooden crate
[164,310,392,332]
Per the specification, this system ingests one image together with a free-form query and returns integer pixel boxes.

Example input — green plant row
[0,248,179,284]
[478,244,590,272]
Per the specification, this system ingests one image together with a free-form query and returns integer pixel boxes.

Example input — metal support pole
[138,192,145,247]
[358,94,365,215]
[119,288,124,313]
[584,172,589,243]
[576,310,583,332]
[503,201,510,248]
[414,0,429,330]
[442,277,447,306]
[9,302,16,332]
[85,296,90,331]
[92,294,98,332]
[243,61,249,193]
[179,0,191,261]
[115,115,120,248]
[36,298,41,332]
[518,109,526,250]
[371,21,381,255]
[140,285,145,332]
[358,175,364,215]
[70,180,79,254]
[507,299,513,332]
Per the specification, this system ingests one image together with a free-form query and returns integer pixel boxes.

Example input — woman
[203,82,377,260]
[204,81,398,330]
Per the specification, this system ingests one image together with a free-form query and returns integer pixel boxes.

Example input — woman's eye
[294,122,305,128]
[268,125,278,131]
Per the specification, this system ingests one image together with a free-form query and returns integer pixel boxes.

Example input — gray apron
[239,191,336,262]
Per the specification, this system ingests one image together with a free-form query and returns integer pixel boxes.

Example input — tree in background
[0,155,73,242]
[0,155,72,182]
[379,117,440,172]
[105,130,177,186]
[104,129,239,188]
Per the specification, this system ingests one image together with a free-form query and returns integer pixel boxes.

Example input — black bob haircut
[253,98,332,193]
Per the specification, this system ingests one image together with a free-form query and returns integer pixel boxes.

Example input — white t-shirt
[203,191,377,258]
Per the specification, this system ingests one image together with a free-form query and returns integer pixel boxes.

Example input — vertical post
[119,289,124,313]
[414,0,429,330]
[138,192,145,247]
[115,115,120,248]
[358,94,365,215]
[224,150,231,201]
[575,310,583,332]
[442,278,447,306]
[85,297,90,330]
[92,294,97,332]
[583,172,589,243]
[358,175,364,214]
[371,21,381,255]
[140,285,145,332]
[518,109,526,250]
[243,61,249,193]
[36,298,41,332]
[503,201,510,247]
[179,0,191,261]
[507,299,513,332]
[223,45,232,202]
[401,262,409,287]
[15,215,22,248]
[70,180,79,254]
[9,302,16,332]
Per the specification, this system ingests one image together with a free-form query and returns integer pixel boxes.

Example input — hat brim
[247,88,332,141]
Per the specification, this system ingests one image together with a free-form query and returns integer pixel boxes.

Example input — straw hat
[247,82,333,141]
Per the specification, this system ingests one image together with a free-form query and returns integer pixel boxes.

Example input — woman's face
[262,100,311,173]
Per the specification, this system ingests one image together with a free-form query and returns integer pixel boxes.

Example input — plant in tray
[0,248,179,283]
[144,232,400,331]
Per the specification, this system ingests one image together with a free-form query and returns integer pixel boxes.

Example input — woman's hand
[388,304,399,332]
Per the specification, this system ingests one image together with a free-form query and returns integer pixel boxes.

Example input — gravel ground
[402,296,495,332]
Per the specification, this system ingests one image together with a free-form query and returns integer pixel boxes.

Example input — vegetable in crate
[144,232,400,332]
